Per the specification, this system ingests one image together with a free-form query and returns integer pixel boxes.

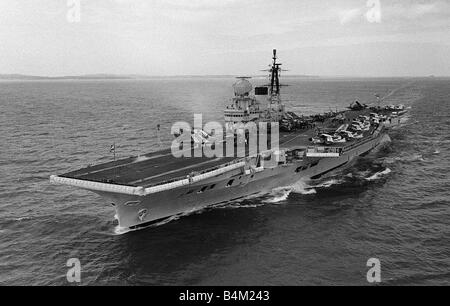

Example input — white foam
[311,179,342,188]
[384,154,425,164]
[357,170,372,177]
[263,188,292,203]
[413,154,425,162]
[286,179,317,195]
[365,168,392,181]
[13,217,32,221]
[114,225,132,235]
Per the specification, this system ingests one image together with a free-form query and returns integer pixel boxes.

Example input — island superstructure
[50,50,408,230]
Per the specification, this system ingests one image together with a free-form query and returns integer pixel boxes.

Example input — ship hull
[103,131,392,230]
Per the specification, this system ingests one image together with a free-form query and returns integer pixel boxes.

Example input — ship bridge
[224,77,264,130]
[224,50,287,130]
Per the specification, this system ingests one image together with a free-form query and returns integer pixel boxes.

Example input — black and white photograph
[0,0,449,291]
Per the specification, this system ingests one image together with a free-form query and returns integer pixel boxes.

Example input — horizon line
[0,73,448,80]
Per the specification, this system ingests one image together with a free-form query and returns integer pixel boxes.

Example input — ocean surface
[0,77,449,285]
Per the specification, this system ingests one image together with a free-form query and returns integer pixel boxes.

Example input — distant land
[0,74,447,80]
[0,74,143,80]
[0,73,320,80]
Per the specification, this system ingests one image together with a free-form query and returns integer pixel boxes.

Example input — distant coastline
[0,73,320,80]
[0,74,447,81]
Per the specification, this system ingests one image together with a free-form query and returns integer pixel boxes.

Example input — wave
[409,154,425,162]
[263,179,318,203]
[12,217,33,222]
[365,168,392,181]
[382,153,425,164]
[310,179,344,189]
[290,179,317,195]
[263,188,292,203]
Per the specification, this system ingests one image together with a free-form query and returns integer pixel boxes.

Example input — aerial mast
[269,49,282,96]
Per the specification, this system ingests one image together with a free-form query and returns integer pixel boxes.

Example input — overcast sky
[0,0,449,76]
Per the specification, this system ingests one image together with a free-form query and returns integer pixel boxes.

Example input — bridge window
[209,184,216,190]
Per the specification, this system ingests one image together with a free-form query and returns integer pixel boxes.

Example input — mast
[264,49,286,121]
[269,49,282,96]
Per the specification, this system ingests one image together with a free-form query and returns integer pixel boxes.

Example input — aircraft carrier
[50,50,408,230]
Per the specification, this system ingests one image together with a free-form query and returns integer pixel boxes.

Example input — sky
[0,0,449,77]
